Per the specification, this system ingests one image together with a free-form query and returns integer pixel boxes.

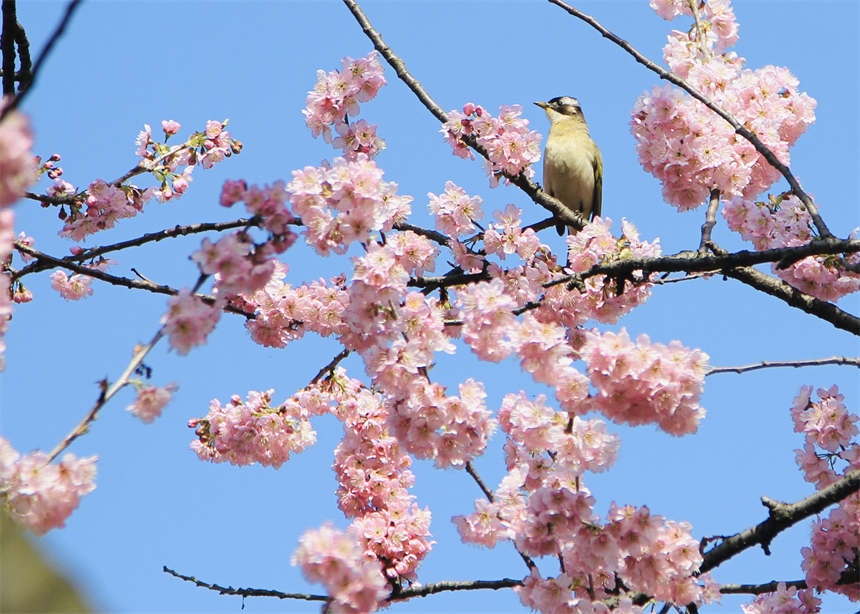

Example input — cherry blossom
[0,437,97,535]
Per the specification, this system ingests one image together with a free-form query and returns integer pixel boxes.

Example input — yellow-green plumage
[535,97,603,234]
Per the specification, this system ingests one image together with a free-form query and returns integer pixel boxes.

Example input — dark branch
[12,217,262,280]
[1,0,82,119]
[1,0,17,95]
[719,568,859,595]
[700,470,860,573]
[13,242,255,318]
[163,565,329,602]
[545,0,833,239]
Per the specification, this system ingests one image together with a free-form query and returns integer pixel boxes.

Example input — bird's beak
[534,101,548,109]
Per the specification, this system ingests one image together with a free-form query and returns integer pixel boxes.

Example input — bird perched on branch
[535,96,603,235]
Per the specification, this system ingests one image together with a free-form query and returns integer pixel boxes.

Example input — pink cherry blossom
[303,51,387,159]
[0,102,37,208]
[632,8,815,211]
[292,523,389,614]
[0,437,97,535]
[127,383,178,424]
[427,181,484,237]
[741,582,821,614]
[161,119,181,136]
[189,389,317,468]
[287,156,412,255]
[0,210,12,369]
[581,329,708,435]
[441,103,541,186]
[724,194,860,301]
[161,288,221,355]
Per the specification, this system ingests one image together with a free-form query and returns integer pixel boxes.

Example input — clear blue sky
[1,1,858,613]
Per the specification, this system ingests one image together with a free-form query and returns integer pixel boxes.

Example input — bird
[534,96,603,235]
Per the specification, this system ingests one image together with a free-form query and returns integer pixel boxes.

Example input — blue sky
[1,1,858,613]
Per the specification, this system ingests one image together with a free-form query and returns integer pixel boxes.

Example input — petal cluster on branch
[441,102,542,186]
[0,437,97,535]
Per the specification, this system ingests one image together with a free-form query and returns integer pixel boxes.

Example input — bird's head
[535,96,586,125]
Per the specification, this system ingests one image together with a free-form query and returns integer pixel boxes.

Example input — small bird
[535,96,603,235]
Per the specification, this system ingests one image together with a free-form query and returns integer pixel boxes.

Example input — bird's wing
[591,150,603,220]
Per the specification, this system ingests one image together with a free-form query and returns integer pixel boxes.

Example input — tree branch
[12,242,255,318]
[162,565,329,602]
[700,470,860,573]
[719,568,859,595]
[12,217,262,280]
[545,0,833,239]
[340,0,588,231]
[707,356,860,376]
[1,0,18,96]
[699,189,720,251]
[0,0,82,120]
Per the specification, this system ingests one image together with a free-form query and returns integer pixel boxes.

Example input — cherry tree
[0,1,858,613]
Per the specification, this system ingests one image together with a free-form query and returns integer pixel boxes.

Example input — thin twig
[546,0,833,239]
[12,217,262,280]
[309,348,351,385]
[13,243,255,318]
[1,0,82,120]
[163,566,329,602]
[707,356,860,376]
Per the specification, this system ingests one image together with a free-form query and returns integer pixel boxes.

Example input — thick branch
[1,0,17,95]
[707,356,860,376]
[546,0,833,239]
[700,470,860,573]
[0,0,82,120]
[724,265,860,336]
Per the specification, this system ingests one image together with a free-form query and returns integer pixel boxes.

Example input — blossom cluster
[441,102,542,186]
[189,389,317,468]
[161,289,221,355]
[49,257,113,300]
[235,262,349,348]
[292,524,390,614]
[540,218,660,328]
[191,232,276,297]
[581,328,709,435]
[427,181,484,237]
[340,238,496,469]
[0,103,38,207]
[126,383,178,424]
[723,194,860,301]
[302,51,387,159]
[59,120,240,241]
[741,582,821,614]
[327,374,433,581]
[287,156,412,255]
[789,385,860,601]
[219,179,297,246]
[457,389,718,611]
[632,1,815,210]
[0,437,97,535]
